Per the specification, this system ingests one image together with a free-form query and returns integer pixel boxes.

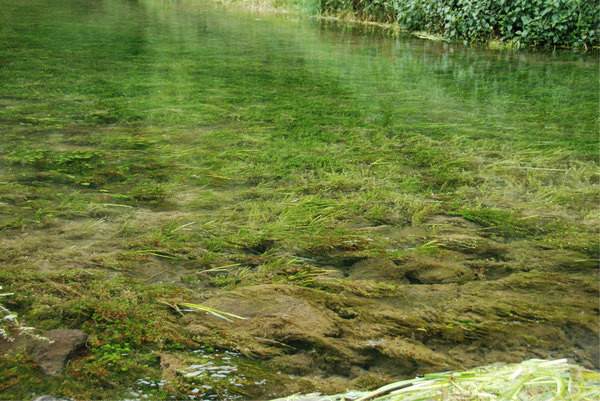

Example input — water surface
[0,0,598,399]
[1,0,598,154]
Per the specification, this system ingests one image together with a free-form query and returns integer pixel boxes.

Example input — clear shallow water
[0,2,599,398]
[0,0,598,156]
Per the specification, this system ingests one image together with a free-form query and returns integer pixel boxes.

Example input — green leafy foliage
[320,0,600,48]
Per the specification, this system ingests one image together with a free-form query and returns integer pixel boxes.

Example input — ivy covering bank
[319,0,599,48]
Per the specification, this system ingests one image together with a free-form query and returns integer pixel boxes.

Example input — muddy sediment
[0,2,597,398]
[154,215,598,396]
[4,215,599,358]
[1,204,598,399]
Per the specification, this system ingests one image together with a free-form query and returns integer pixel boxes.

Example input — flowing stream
[0,0,598,400]
[2,0,597,146]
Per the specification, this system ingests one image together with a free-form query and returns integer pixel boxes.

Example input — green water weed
[0,0,597,398]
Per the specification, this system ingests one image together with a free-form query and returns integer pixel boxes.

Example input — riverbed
[0,0,598,399]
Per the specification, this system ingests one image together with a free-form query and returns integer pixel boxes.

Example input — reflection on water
[0,1,598,399]
[1,0,597,156]
[313,24,598,146]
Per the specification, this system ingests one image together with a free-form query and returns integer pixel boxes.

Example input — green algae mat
[0,0,598,399]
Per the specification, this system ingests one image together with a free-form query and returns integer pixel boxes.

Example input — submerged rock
[176,244,598,398]
[30,329,88,376]
[348,258,407,283]
[401,257,474,284]
[182,284,462,381]
[1,328,87,376]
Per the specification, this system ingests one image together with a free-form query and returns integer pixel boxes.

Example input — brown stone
[401,257,474,284]
[30,329,88,376]
[349,258,407,283]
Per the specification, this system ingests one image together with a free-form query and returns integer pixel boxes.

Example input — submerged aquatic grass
[0,0,598,399]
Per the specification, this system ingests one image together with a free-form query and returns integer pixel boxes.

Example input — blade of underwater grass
[369,359,600,401]
[178,302,248,322]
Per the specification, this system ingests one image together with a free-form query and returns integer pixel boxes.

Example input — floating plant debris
[271,359,600,401]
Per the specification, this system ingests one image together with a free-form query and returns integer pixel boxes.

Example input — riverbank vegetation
[225,0,600,49]
[0,0,598,399]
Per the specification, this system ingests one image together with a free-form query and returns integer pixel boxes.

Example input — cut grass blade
[320,359,600,401]
[197,263,242,274]
[178,302,247,322]
[125,249,181,260]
